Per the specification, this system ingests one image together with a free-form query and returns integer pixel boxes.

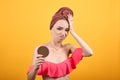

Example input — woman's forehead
[55,19,68,27]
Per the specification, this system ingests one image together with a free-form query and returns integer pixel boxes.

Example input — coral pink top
[27,48,83,78]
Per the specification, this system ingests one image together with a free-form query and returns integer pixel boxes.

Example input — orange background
[0,0,120,80]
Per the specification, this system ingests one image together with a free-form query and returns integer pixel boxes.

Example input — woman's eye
[65,28,70,32]
[57,27,63,30]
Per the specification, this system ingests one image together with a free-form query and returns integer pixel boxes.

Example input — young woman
[27,7,93,80]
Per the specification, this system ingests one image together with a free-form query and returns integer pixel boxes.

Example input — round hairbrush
[37,46,49,57]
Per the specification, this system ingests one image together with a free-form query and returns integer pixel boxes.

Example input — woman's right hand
[27,51,45,80]
[34,54,45,70]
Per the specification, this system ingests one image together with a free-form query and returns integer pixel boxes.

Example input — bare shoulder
[63,43,78,53]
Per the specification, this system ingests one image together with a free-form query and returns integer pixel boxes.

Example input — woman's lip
[60,36,65,39]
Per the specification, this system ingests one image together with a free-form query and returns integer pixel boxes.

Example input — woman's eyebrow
[58,26,63,28]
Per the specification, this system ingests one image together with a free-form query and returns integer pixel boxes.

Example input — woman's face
[51,19,69,42]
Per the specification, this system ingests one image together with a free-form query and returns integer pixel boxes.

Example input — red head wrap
[50,7,73,30]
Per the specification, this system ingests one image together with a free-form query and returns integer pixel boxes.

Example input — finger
[36,63,41,67]
[35,60,44,65]
[37,57,45,60]
[36,58,45,62]
[36,55,44,58]
[36,61,44,64]
[37,59,45,62]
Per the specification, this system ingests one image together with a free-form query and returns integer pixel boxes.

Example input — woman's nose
[61,31,67,37]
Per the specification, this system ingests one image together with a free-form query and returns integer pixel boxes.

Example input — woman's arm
[27,66,39,80]
[27,46,45,80]
[68,14,93,57]
[70,31,93,57]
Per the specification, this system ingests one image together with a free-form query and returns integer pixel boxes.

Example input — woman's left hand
[68,14,74,32]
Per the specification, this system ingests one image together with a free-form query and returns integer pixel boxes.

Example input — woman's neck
[49,40,63,50]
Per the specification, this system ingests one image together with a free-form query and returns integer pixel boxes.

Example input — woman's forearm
[68,14,93,56]
[27,67,38,80]
[70,31,93,56]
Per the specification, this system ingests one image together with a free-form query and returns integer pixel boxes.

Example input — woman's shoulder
[63,43,78,53]
[64,43,74,47]
[63,43,77,49]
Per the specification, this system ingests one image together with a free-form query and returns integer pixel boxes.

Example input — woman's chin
[57,38,65,42]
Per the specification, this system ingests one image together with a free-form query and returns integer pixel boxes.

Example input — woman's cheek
[55,30,61,34]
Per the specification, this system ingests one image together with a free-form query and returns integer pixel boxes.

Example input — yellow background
[0,0,120,80]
